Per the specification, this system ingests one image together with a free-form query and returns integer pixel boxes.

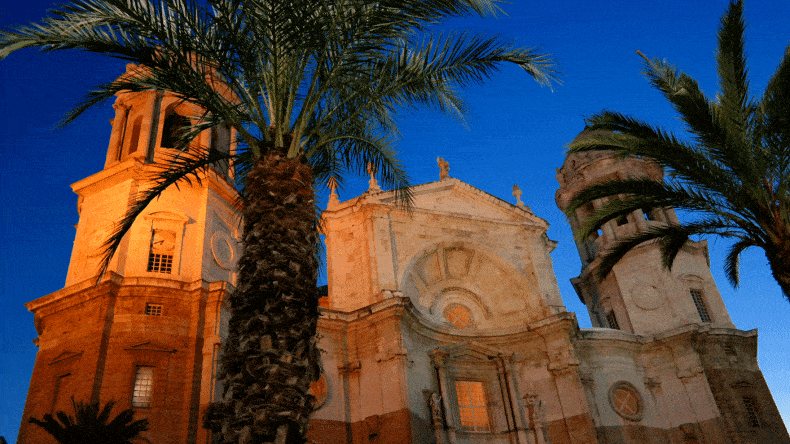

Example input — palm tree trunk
[207,146,320,444]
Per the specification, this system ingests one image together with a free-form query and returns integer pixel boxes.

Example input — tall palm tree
[28,399,148,444]
[1,1,558,442]
[565,0,789,300]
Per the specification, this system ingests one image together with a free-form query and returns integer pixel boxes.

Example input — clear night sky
[1,1,788,442]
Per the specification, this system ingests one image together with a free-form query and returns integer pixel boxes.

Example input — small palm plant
[28,399,148,444]
[566,0,790,299]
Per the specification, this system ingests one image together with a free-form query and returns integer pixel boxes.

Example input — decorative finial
[367,162,380,192]
[437,157,450,180]
[512,184,524,207]
[327,176,339,209]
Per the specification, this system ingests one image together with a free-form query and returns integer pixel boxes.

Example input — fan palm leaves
[2,1,558,442]
[28,399,148,444]
[566,0,790,300]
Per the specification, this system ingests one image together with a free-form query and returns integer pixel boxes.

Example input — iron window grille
[132,367,154,408]
[690,289,711,322]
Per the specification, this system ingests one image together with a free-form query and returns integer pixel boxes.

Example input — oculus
[608,381,644,421]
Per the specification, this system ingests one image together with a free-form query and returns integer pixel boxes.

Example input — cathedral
[17,66,789,444]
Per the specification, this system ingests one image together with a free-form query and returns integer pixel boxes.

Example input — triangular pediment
[731,380,753,389]
[377,178,547,227]
[48,350,83,365]
[430,341,513,364]
[143,210,189,224]
[125,341,177,353]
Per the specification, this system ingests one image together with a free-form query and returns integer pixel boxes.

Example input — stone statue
[525,394,550,444]
[366,162,380,192]
[429,392,444,425]
[512,184,524,207]
[327,176,340,209]
[437,157,450,180]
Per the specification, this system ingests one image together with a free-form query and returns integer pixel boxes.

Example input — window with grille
[148,229,176,274]
[455,381,490,432]
[690,289,711,322]
[145,303,163,316]
[606,311,620,330]
[132,367,154,407]
[147,253,173,273]
[743,397,761,428]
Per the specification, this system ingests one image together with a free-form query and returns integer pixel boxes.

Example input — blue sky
[1,1,789,442]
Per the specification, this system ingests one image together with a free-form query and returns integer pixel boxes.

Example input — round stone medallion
[211,231,234,269]
[608,381,644,421]
[630,283,665,310]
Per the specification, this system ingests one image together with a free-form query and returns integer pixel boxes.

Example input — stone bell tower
[555,131,735,336]
[18,63,240,444]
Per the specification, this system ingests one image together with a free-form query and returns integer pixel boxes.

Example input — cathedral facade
[17,68,789,444]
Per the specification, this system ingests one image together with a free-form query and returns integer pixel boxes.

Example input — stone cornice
[577,323,758,347]
[71,158,239,205]
[318,295,575,341]
[71,158,144,196]
[26,272,234,314]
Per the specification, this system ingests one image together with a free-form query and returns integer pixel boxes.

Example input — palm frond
[595,219,737,279]
[567,177,741,240]
[759,46,790,185]
[716,0,751,141]
[569,115,745,199]
[724,238,756,287]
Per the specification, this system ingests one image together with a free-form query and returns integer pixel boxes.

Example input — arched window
[161,109,190,148]
[126,115,143,156]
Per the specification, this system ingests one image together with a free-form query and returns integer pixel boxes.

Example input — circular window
[443,304,473,329]
[608,381,644,421]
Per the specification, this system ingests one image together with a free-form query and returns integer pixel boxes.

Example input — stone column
[495,356,530,444]
[228,127,238,181]
[104,103,129,168]
[371,213,397,294]
[634,209,648,231]
[592,200,616,241]
[579,371,600,428]
[142,91,164,162]
[665,207,681,224]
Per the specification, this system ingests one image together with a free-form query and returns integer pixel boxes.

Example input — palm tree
[565,0,789,300]
[1,1,558,442]
[28,399,148,444]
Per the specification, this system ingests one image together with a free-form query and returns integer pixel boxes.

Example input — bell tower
[66,63,238,286]
[18,63,239,444]
[555,131,735,335]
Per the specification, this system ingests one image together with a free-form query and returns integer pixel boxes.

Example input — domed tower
[19,63,239,444]
[555,131,735,335]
